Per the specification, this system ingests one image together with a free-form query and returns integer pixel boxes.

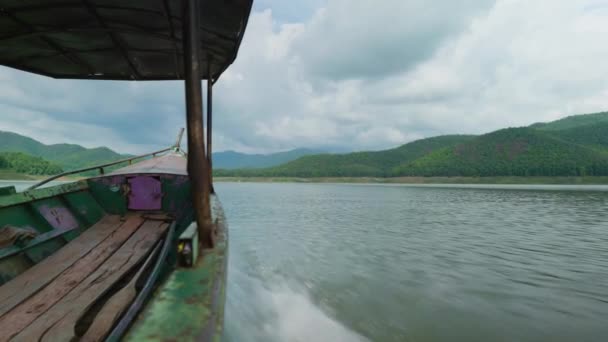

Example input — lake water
[3,181,608,341]
[0,180,67,191]
[217,183,608,342]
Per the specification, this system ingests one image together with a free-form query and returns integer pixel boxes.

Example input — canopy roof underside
[0,0,252,81]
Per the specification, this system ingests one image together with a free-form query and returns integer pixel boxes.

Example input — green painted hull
[0,154,227,341]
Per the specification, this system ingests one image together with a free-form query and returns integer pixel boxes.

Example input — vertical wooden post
[207,59,214,193]
[183,0,213,248]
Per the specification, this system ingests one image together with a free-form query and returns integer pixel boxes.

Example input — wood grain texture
[141,213,173,222]
[0,215,122,318]
[81,243,160,342]
[0,215,144,340]
[12,220,168,342]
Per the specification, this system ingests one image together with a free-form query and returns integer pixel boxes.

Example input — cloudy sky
[1,0,608,154]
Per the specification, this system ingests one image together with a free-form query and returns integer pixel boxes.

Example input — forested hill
[0,152,63,175]
[0,131,128,170]
[4,110,608,178]
[531,111,608,131]
[0,130,324,171]
[213,148,324,169]
[217,135,475,177]
[393,128,608,177]
[216,111,608,178]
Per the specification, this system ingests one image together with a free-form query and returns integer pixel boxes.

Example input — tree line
[0,152,63,175]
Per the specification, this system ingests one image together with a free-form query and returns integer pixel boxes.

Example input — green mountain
[0,130,324,171]
[549,121,608,151]
[269,135,475,177]
[0,131,127,170]
[0,152,63,175]
[216,111,608,178]
[531,111,608,131]
[393,128,608,177]
[4,110,608,179]
[213,148,325,169]
[215,135,475,177]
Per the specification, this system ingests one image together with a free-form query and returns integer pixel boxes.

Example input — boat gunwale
[0,181,89,209]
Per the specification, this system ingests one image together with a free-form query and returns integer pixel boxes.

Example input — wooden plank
[13,220,168,342]
[141,213,174,222]
[0,215,123,317]
[0,215,144,340]
[81,243,161,342]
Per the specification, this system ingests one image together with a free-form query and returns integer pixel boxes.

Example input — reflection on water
[218,183,608,342]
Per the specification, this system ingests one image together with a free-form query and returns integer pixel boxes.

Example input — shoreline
[214,176,608,185]
[4,174,608,185]
[0,173,81,181]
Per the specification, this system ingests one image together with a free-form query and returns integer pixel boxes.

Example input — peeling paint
[37,205,79,231]
[128,176,163,210]
[125,196,228,342]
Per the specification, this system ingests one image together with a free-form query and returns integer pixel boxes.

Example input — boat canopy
[0,0,250,248]
[0,0,252,81]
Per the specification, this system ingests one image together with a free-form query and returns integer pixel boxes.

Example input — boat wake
[225,269,368,342]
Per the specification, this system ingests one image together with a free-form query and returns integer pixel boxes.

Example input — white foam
[225,271,368,342]
[263,285,368,342]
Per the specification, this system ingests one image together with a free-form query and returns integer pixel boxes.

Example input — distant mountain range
[0,131,128,171]
[3,111,608,179]
[213,148,325,169]
[0,130,324,173]
[216,111,608,178]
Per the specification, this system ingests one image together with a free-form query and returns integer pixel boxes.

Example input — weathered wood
[183,0,214,248]
[141,213,174,222]
[0,215,122,317]
[0,215,144,340]
[0,225,37,249]
[13,220,168,342]
[81,242,161,342]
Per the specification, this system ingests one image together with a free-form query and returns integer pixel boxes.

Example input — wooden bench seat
[0,214,169,342]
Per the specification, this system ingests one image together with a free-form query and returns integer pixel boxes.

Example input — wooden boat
[0,0,252,341]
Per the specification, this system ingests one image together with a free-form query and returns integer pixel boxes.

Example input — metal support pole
[174,127,185,150]
[183,0,213,248]
[207,59,214,193]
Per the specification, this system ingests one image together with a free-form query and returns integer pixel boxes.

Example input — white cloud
[388,0,608,131]
[0,66,185,153]
[1,0,608,154]
[292,0,496,80]
[217,0,608,152]
[0,102,136,152]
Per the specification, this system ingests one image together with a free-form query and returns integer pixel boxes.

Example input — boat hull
[0,154,227,341]
[125,196,228,341]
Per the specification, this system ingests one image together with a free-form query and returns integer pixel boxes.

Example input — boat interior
[0,154,197,341]
[0,0,251,339]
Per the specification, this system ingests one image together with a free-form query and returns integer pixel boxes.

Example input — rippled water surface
[217,183,608,342]
[3,180,607,341]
